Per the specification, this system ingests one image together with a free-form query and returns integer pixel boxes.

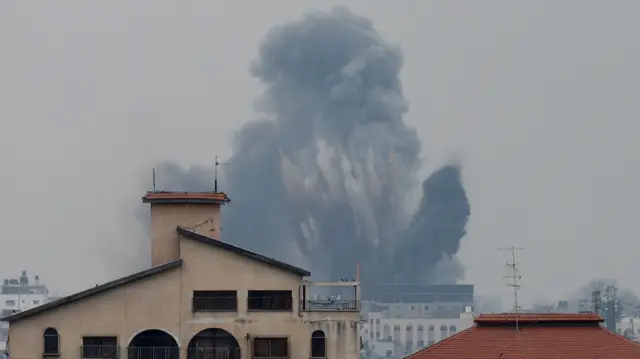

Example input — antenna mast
[152,168,156,191]
[214,156,228,193]
[499,246,525,331]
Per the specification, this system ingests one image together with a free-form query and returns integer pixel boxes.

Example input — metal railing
[301,299,360,311]
[247,296,292,311]
[187,347,241,359]
[192,297,238,311]
[128,347,179,359]
[81,345,119,358]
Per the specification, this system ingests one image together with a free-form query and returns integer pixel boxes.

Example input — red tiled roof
[142,191,230,204]
[407,313,640,359]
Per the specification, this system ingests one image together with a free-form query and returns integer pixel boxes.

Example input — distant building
[0,270,49,317]
[2,190,362,359]
[406,313,640,358]
[361,284,475,358]
[0,270,51,359]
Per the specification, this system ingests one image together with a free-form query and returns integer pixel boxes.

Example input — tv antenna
[214,156,228,193]
[498,246,525,331]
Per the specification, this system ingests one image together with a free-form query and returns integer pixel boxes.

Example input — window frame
[247,290,293,312]
[310,330,326,359]
[192,290,238,312]
[81,336,118,359]
[252,336,289,359]
[43,328,60,356]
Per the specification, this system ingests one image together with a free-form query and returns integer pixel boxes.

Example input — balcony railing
[192,297,237,311]
[81,345,119,359]
[187,347,241,359]
[128,347,179,359]
[301,299,360,312]
[247,296,293,311]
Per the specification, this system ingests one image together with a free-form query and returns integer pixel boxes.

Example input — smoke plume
[143,7,471,294]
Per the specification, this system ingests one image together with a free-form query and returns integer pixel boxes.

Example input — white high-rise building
[360,284,475,359]
[0,270,52,359]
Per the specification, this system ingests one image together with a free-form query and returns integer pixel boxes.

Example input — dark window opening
[248,290,292,311]
[310,330,326,358]
[192,290,237,311]
[43,328,59,355]
[187,328,240,359]
[253,337,288,358]
[82,336,118,358]
[128,329,179,359]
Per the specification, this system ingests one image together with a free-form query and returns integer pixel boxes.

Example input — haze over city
[2,0,640,310]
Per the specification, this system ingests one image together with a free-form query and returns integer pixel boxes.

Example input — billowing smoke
[143,7,471,294]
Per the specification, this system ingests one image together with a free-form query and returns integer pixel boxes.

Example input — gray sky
[2,1,639,308]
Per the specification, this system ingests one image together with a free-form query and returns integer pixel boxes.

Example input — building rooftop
[1,226,311,323]
[142,191,230,204]
[177,227,310,277]
[407,313,640,359]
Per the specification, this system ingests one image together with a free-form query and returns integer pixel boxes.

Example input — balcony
[81,345,119,359]
[301,299,360,312]
[187,347,241,359]
[128,347,179,359]
[300,280,361,312]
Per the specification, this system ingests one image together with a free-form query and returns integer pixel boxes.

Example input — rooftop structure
[407,313,640,359]
[2,189,361,359]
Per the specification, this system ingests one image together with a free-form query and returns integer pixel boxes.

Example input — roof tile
[407,314,640,359]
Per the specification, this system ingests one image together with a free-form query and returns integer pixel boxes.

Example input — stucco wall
[149,203,222,266]
[7,236,360,359]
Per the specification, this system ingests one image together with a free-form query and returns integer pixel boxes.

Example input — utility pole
[498,246,524,331]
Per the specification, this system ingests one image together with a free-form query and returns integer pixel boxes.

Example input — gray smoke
[142,7,471,295]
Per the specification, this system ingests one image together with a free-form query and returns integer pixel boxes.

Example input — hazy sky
[2,1,639,308]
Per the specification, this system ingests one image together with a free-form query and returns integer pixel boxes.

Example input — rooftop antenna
[498,246,524,331]
[214,156,228,193]
[152,168,156,191]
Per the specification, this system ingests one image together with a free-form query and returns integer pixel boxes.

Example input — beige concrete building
[1,191,361,359]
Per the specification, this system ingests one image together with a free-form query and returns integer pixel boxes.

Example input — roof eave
[142,198,230,205]
[176,227,311,277]
[0,260,183,323]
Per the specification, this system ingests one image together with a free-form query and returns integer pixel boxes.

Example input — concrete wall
[149,203,222,266]
[7,236,359,359]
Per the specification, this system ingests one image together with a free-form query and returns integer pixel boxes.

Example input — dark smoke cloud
[141,7,471,295]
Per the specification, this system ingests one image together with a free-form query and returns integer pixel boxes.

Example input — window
[416,325,424,348]
[43,328,59,355]
[393,326,400,345]
[82,336,117,358]
[449,325,457,335]
[253,337,288,358]
[5,300,15,306]
[192,290,237,311]
[439,324,448,340]
[33,300,41,305]
[310,330,326,358]
[248,290,292,311]
[383,324,390,341]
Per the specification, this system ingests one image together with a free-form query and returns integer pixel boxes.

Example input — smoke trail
[390,164,470,284]
[142,7,471,293]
